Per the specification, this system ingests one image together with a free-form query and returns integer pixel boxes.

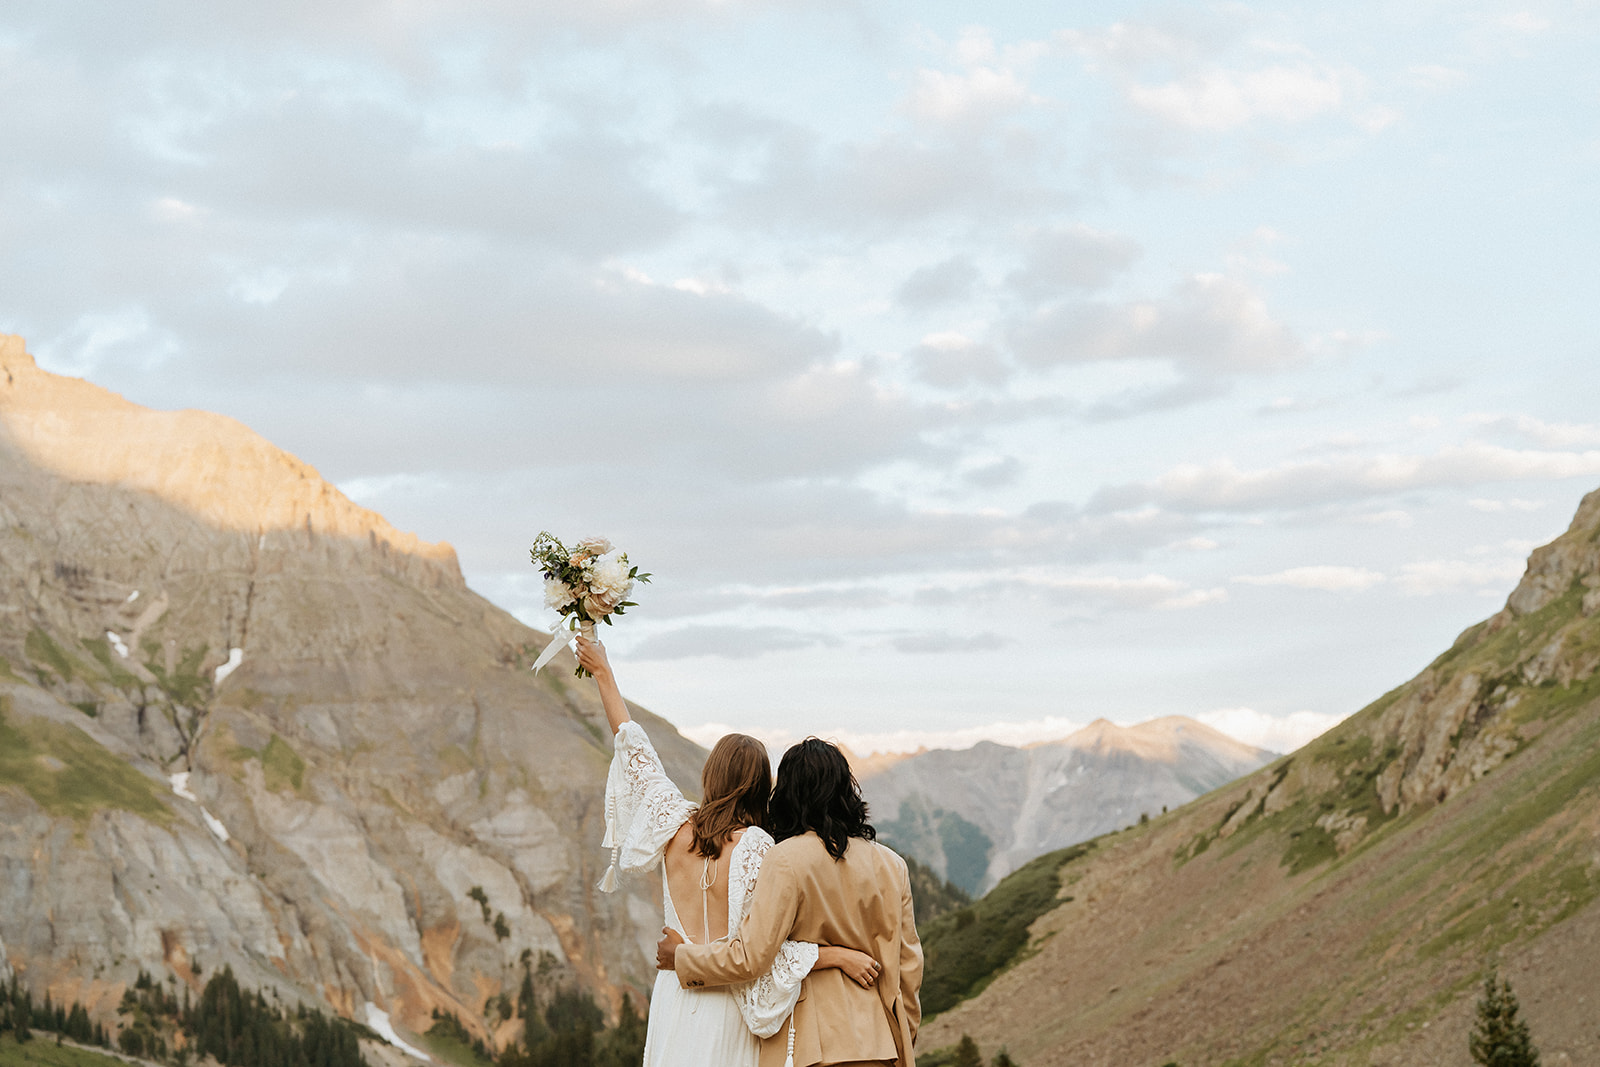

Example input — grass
[230,733,308,795]
[420,1031,494,1067]
[0,695,170,824]
[145,643,209,707]
[919,841,1095,1018]
[79,636,141,690]
[25,628,80,683]
[0,1035,133,1067]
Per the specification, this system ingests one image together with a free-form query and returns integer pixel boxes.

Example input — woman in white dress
[576,637,880,1067]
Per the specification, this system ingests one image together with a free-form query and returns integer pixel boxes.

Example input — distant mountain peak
[0,333,459,580]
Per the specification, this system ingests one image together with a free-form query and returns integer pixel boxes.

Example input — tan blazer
[675,833,922,1067]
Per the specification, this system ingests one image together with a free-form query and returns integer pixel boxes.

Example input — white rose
[590,552,634,601]
[544,578,577,610]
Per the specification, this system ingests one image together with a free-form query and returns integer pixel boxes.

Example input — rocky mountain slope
[859,718,1275,894]
[0,334,705,1052]
[919,486,1600,1066]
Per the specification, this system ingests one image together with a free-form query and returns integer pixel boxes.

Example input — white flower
[589,551,635,603]
[544,578,577,611]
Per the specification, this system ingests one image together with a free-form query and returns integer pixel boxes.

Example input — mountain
[0,335,706,1054]
[916,486,1600,1066]
[858,718,1276,894]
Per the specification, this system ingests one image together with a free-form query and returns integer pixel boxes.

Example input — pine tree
[992,1049,1018,1067]
[952,1033,983,1067]
[1469,969,1541,1067]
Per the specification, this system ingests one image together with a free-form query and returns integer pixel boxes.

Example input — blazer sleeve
[676,849,803,989]
[897,856,924,1041]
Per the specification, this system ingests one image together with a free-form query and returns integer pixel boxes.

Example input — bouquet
[529,532,650,677]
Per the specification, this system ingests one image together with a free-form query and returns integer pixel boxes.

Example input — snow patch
[363,1004,431,1063]
[169,772,198,802]
[213,647,244,685]
[200,808,230,842]
[106,631,129,658]
[125,590,140,603]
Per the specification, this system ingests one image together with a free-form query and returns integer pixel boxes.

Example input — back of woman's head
[690,733,771,859]
[768,737,875,861]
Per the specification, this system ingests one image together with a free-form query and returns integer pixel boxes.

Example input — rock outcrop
[0,334,704,1049]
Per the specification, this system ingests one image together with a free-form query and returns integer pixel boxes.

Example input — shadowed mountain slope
[859,717,1275,894]
[918,487,1600,1066]
[0,335,704,1050]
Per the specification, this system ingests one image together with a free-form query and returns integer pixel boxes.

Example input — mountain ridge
[0,334,706,1055]
[858,714,1276,894]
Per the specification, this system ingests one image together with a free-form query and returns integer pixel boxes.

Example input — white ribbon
[532,618,596,674]
[532,622,577,673]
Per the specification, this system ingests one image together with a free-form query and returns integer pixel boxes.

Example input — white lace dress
[600,721,816,1066]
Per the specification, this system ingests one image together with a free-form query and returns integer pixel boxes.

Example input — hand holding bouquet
[529,532,650,676]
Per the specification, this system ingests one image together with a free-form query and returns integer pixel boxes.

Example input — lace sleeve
[598,722,695,892]
[727,829,819,1038]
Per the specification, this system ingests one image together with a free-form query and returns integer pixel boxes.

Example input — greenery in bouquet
[530,532,650,677]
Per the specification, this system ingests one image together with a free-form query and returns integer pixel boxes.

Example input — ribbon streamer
[532,623,576,673]
[532,618,597,674]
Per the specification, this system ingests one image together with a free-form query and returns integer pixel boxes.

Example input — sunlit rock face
[858,717,1275,894]
[0,334,704,1043]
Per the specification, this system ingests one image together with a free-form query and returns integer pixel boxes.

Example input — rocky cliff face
[859,717,1274,893]
[0,334,705,1050]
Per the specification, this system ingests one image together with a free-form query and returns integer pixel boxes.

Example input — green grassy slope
[917,489,1600,1065]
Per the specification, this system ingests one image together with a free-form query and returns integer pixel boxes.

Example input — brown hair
[689,733,771,859]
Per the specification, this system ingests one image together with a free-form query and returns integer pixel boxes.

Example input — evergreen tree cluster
[0,973,112,1049]
[484,960,644,1067]
[1470,969,1541,1067]
[3,965,368,1067]
[919,1033,1017,1067]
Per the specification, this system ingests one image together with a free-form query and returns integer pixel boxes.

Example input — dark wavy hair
[768,737,875,861]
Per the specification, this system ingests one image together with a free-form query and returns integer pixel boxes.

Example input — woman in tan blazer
[659,739,923,1067]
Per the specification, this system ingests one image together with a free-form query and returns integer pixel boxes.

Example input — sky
[2,0,1597,756]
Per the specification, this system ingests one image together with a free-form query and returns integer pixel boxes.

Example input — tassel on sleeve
[597,857,619,893]
[784,1017,795,1067]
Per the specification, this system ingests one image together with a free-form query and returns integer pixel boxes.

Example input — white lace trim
[600,722,695,889]
[728,828,816,1038]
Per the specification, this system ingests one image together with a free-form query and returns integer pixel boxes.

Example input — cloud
[1009,274,1302,376]
[683,716,1091,758]
[628,624,838,660]
[895,257,981,308]
[1393,558,1526,597]
[1006,224,1141,297]
[904,65,1035,125]
[906,332,1010,387]
[1095,445,1600,514]
[1126,64,1352,131]
[1470,414,1600,449]
[1466,497,1544,513]
[889,630,1011,654]
[1036,573,1227,611]
[1197,707,1346,753]
[1234,566,1386,592]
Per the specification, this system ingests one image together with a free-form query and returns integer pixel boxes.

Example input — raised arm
[576,636,630,736]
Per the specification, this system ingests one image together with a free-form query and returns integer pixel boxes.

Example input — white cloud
[1127,64,1351,131]
[1499,12,1551,33]
[1466,497,1544,513]
[1198,707,1347,753]
[1470,413,1600,449]
[1393,558,1526,597]
[1099,445,1600,513]
[1009,273,1303,376]
[905,65,1035,124]
[1408,64,1468,91]
[684,716,1090,758]
[1038,573,1227,611]
[1234,566,1386,592]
